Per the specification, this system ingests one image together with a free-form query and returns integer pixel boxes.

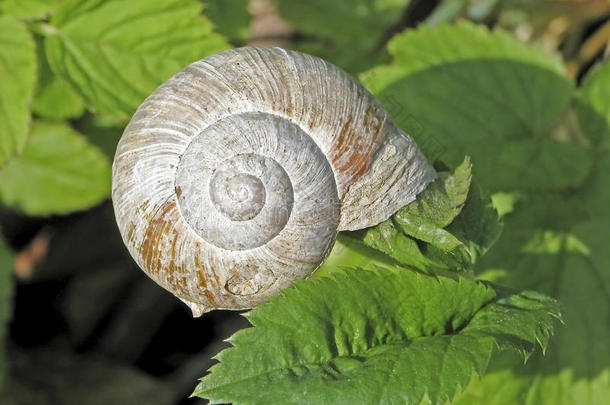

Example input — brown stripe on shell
[328,102,386,184]
[137,198,218,307]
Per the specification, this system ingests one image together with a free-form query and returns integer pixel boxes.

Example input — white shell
[112,47,435,315]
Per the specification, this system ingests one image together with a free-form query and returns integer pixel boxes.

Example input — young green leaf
[0,121,111,215]
[361,220,435,271]
[32,37,85,120]
[575,60,610,146]
[194,268,559,405]
[443,181,504,265]
[0,239,13,391]
[360,21,587,192]
[44,0,229,119]
[393,157,471,244]
[355,158,502,274]
[0,15,36,166]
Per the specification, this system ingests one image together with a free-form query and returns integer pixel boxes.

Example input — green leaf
[435,180,503,269]
[1,0,65,19]
[361,220,435,271]
[44,0,229,119]
[272,0,410,73]
[393,157,472,246]
[470,138,592,191]
[462,288,560,358]
[0,121,111,215]
[32,37,85,120]
[361,21,583,192]
[457,194,610,404]
[0,239,13,391]
[356,160,502,274]
[0,15,37,166]
[575,61,610,146]
[580,151,610,218]
[194,268,559,405]
[385,20,565,84]
[202,0,251,42]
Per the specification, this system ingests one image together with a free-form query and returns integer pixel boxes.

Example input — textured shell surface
[112,46,435,316]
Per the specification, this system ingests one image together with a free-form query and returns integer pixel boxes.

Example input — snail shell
[112,47,435,316]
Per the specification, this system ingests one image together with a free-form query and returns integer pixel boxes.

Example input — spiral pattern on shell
[112,47,435,315]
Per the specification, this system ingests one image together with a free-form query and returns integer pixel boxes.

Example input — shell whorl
[112,47,435,315]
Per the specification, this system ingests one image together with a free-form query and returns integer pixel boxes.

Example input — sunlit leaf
[1,0,65,19]
[45,0,229,119]
[0,121,111,215]
[32,37,85,120]
[0,15,36,166]
[357,158,502,273]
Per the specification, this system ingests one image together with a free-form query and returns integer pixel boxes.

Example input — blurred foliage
[202,0,252,43]
[0,0,608,404]
[271,0,412,73]
[575,60,610,145]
